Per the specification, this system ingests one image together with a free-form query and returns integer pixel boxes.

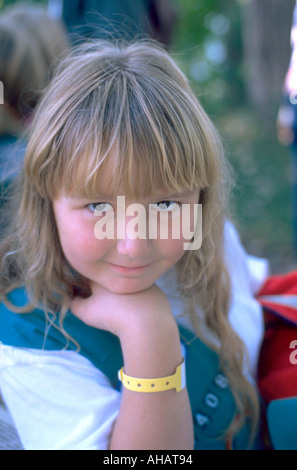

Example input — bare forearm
[71,283,194,449]
[109,309,194,450]
[110,388,193,450]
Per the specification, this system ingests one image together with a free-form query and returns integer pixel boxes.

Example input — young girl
[0,39,265,450]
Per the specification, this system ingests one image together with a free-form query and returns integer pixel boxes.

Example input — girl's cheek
[72,232,112,257]
[157,238,185,262]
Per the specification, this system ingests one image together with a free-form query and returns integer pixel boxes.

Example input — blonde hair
[0,39,259,444]
[0,2,70,136]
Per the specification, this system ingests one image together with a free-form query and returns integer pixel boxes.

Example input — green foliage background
[172,0,295,272]
[1,0,295,271]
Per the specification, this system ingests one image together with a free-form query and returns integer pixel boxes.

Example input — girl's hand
[71,282,194,450]
[70,282,174,340]
[70,282,182,377]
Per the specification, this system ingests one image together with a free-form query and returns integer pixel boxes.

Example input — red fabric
[258,271,297,296]
[256,271,297,403]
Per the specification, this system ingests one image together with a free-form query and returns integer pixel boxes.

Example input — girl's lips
[107,262,151,274]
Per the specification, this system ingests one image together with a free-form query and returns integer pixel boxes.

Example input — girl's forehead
[68,151,148,198]
[70,173,180,201]
[67,149,171,200]
[63,140,200,201]
[68,162,195,201]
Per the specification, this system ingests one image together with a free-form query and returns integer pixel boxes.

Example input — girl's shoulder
[0,287,69,353]
[0,286,124,385]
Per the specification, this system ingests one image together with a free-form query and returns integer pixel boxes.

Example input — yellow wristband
[118,359,186,393]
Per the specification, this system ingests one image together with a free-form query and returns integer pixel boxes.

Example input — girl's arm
[71,284,194,450]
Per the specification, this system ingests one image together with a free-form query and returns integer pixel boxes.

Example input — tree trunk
[242,0,295,124]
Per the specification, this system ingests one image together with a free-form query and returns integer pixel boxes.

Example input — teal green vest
[0,288,259,450]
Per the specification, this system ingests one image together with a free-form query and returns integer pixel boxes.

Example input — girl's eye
[153,201,179,211]
[87,202,113,214]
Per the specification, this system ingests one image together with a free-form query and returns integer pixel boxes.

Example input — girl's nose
[114,201,152,258]
[116,234,151,258]
[116,211,151,257]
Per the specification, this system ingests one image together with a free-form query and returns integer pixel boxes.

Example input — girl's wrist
[119,310,182,378]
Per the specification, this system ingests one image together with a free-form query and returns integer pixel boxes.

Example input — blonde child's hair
[0,39,259,444]
[0,2,70,136]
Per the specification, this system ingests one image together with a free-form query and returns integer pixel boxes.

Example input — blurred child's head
[0,2,69,136]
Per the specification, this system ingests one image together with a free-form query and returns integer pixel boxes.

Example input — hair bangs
[31,41,218,203]
[51,69,212,201]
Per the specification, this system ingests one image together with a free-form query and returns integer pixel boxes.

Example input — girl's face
[53,155,200,295]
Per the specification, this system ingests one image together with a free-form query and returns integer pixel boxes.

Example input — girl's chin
[94,278,155,296]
